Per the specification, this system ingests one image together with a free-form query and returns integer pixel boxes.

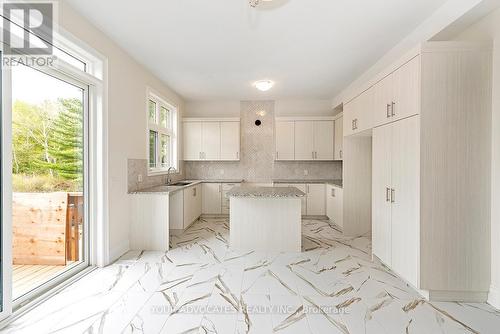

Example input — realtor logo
[3,2,53,55]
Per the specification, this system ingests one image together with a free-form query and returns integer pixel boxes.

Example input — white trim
[146,87,179,175]
[275,116,335,121]
[488,285,500,310]
[0,61,13,322]
[183,117,241,122]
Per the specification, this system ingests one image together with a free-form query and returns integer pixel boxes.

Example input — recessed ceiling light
[254,80,274,92]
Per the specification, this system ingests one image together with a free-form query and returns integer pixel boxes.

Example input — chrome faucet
[166,167,176,185]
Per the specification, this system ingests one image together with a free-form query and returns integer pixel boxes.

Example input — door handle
[386,187,391,202]
[391,188,395,203]
[386,104,391,118]
[391,102,396,117]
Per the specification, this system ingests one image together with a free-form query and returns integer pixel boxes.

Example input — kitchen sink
[168,181,193,187]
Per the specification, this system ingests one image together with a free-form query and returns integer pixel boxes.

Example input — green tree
[47,98,84,185]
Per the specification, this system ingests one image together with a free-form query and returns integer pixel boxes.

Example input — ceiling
[66,0,449,101]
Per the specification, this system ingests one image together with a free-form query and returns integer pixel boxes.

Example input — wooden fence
[12,192,83,265]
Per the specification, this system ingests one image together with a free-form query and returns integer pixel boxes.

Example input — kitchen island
[226,186,305,252]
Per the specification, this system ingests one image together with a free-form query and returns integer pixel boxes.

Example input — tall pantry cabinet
[345,41,492,301]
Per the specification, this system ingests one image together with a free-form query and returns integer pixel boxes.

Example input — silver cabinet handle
[386,104,391,118]
[339,150,343,159]
[236,152,239,159]
[391,102,396,117]
[386,187,391,202]
[352,119,355,130]
[331,188,335,197]
[276,151,279,160]
[312,151,315,160]
[199,152,202,159]
[391,188,395,203]
[219,184,221,193]
[193,187,197,196]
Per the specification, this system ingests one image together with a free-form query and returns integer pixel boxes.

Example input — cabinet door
[326,185,335,220]
[220,122,240,161]
[275,121,295,160]
[357,87,375,133]
[202,122,221,160]
[183,122,202,160]
[334,117,343,160]
[306,184,325,215]
[373,74,394,127]
[202,183,221,214]
[343,99,358,137]
[391,115,420,287]
[314,121,334,160]
[194,184,202,220]
[295,121,314,160]
[334,188,343,229]
[393,55,421,122]
[372,123,393,265]
[183,188,193,228]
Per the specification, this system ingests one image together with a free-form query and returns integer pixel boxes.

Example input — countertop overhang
[226,186,306,198]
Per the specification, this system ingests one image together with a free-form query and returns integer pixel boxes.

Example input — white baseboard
[488,285,500,310]
[428,290,488,303]
[109,239,130,264]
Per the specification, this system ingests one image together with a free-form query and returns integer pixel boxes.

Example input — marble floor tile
[3,217,499,334]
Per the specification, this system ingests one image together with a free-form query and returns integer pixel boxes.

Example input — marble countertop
[130,179,243,195]
[226,186,306,198]
[273,179,343,188]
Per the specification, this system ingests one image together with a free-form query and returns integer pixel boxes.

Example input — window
[147,92,177,173]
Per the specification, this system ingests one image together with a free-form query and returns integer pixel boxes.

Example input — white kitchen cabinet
[220,122,240,160]
[183,118,240,161]
[372,115,419,287]
[326,184,343,228]
[373,55,420,128]
[130,194,169,250]
[294,121,314,160]
[313,121,334,160]
[202,183,222,214]
[275,118,335,161]
[183,121,202,160]
[275,121,295,160]
[372,123,393,266]
[306,184,325,216]
[334,116,343,160]
[343,86,374,136]
[183,184,202,228]
[202,122,221,160]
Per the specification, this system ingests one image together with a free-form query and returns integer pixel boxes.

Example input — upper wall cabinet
[334,114,343,160]
[275,117,335,161]
[343,86,375,136]
[275,121,295,160]
[183,118,240,161]
[373,55,421,127]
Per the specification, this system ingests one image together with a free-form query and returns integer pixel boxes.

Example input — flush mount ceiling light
[249,0,274,8]
[254,80,274,92]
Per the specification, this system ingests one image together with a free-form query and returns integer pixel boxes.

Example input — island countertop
[226,186,305,198]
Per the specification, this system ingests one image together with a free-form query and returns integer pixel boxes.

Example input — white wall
[452,7,500,309]
[185,99,333,117]
[59,3,185,263]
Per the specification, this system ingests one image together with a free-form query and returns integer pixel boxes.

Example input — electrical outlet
[303,170,308,176]
[137,174,143,182]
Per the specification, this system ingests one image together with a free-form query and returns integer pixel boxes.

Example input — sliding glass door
[9,64,90,305]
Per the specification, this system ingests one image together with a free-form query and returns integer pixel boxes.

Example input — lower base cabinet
[326,185,343,228]
[274,183,325,216]
[202,182,240,215]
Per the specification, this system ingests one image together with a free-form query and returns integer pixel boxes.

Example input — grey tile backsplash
[128,100,342,192]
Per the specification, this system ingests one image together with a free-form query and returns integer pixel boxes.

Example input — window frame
[147,90,178,175]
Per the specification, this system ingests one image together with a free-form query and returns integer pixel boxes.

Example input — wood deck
[13,264,68,299]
